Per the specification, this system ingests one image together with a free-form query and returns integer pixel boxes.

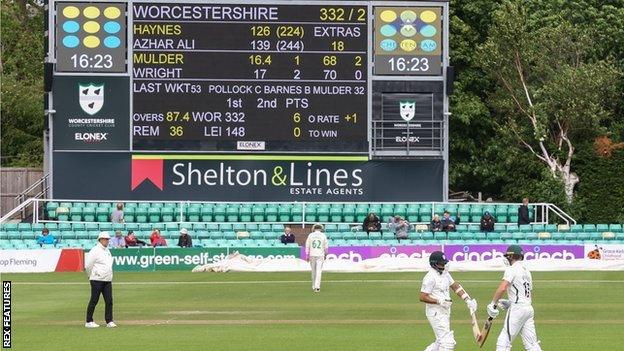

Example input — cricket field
[4,271,623,350]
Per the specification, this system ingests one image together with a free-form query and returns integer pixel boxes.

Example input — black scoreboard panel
[131,3,368,152]
[51,0,449,155]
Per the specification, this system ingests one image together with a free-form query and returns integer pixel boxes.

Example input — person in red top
[150,229,167,247]
[124,231,147,247]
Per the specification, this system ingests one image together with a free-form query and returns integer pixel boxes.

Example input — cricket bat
[477,305,497,348]
[470,312,481,342]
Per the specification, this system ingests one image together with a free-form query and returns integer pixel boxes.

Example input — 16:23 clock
[70,54,113,69]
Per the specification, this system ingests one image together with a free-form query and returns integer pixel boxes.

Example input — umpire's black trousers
[86,280,113,323]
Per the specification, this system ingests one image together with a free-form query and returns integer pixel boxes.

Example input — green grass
[4,271,624,350]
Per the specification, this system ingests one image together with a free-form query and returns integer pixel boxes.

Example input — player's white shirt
[503,261,533,305]
[421,268,455,313]
[305,231,328,257]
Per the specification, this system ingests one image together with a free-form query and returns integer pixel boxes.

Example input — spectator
[363,213,382,235]
[430,215,443,232]
[280,226,296,244]
[518,198,531,225]
[441,211,458,232]
[150,229,167,247]
[36,227,57,246]
[389,215,409,240]
[109,230,126,248]
[124,231,147,247]
[110,203,124,223]
[177,228,193,248]
[480,211,496,232]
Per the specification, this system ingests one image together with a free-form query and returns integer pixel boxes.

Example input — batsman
[419,251,478,351]
[486,245,542,351]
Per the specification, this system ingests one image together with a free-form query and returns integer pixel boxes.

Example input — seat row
[0,222,286,233]
[3,222,623,235]
[0,239,299,250]
[44,202,534,224]
[0,230,287,241]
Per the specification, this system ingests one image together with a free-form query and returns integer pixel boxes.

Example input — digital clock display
[70,54,114,69]
[373,7,442,75]
[55,2,127,72]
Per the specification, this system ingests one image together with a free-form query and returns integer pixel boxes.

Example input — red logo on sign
[131,159,164,190]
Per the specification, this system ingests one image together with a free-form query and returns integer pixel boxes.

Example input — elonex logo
[75,132,108,142]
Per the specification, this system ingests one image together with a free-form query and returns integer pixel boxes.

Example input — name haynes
[171,162,363,188]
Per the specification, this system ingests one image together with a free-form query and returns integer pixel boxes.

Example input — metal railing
[12,173,50,220]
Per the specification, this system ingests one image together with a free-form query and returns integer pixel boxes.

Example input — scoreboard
[48,0,450,156]
[132,3,368,152]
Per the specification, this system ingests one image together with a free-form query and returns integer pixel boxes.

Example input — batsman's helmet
[505,245,524,261]
[429,251,449,273]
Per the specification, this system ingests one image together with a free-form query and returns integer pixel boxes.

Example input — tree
[477,0,620,203]
[1,0,44,167]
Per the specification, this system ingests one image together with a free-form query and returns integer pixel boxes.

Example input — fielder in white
[420,251,478,351]
[487,245,542,351]
[305,224,328,292]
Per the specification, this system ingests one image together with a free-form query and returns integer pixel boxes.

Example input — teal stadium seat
[317,205,330,222]
[200,205,213,222]
[329,205,342,223]
[46,202,59,219]
[278,205,291,222]
[135,206,148,223]
[96,207,109,222]
[265,206,278,222]
[406,205,419,222]
[323,224,337,232]
[240,206,252,222]
[2,224,17,232]
[291,204,304,222]
[252,205,265,222]
[161,206,175,222]
[226,206,239,222]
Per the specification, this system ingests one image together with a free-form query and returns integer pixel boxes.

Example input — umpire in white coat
[84,232,116,328]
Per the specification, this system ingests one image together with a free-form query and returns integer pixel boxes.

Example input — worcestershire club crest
[79,83,104,115]
[399,101,415,122]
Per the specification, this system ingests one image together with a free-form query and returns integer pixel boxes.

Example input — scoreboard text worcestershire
[133,3,368,152]
[50,0,449,156]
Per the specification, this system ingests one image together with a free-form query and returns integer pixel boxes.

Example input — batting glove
[466,298,478,314]
[486,302,499,318]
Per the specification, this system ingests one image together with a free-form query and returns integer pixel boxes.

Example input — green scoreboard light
[55,2,127,72]
[373,7,442,75]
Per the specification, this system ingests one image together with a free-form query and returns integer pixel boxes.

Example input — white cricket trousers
[496,304,541,351]
[309,256,324,290]
[424,307,455,351]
